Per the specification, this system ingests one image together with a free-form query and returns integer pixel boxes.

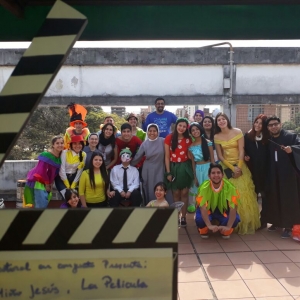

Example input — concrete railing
[0,160,61,201]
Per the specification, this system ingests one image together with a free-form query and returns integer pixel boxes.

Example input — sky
[1,40,300,48]
[1,39,299,114]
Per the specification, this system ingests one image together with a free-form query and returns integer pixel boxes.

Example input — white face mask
[121,153,131,163]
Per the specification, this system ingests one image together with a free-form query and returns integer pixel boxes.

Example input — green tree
[85,111,127,132]
[282,121,296,130]
[111,113,128,131]
[294,127,300,134]
[8,107,69,160]
[7,106,128,159]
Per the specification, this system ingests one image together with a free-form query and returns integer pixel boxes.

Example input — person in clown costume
[196,163,240,239]
[24,136,64,208]
[55,135,86,200]
[64,103,90,149]
[108,148,142,207]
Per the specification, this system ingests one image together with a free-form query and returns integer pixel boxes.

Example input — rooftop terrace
[178,213,300,300]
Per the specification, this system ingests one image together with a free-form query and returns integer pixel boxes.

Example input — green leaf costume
[196,179,240,213]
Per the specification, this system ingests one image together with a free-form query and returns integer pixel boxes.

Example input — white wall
[236,65,300,94]
[2,64,300,97]
[0,160,37,191]
[0,65,223,96]
[47,65,224,97]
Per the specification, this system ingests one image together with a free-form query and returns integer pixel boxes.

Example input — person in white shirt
[108,148,142,207]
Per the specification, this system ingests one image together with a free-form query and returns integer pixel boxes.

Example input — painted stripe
[1,74,52,96]
[0,94,40,114]
[0,210,43,250]
[136,209,174,247]
[45,210,90,248]
[0,133,16,153]
[23,210,68,244]
[0,210,19,241]
[68,209,112,244]
[92,209,133,246]
[113,209,156,243]
[47,0,86,19]
[0,113,29,133]
[156,209,178,243]
[0,209,178,251]
[12,55,64,76]
[24,36,77,57]
[36,19,87,37]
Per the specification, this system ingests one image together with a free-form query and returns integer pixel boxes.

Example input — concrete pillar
[222,101,236,127]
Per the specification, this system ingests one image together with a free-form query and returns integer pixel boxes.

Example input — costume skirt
[24,182,52,208]
[165,160,193,190]
[221,163,260,235]
[190,162,210,196]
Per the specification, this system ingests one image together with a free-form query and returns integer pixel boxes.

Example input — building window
[247,105,263,123]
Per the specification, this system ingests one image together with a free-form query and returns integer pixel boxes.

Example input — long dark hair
[99,123,116,148]
[70,141,85,162]
[189,123,210,161]
[214,112,232,134]
[247,114,269,144]
[64,189,81,208]
[88,152,109,192]
[171,119,190,151]
[201,116,215,141]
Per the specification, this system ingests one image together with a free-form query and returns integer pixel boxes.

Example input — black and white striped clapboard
[0,0,87,168]
[0,208,178,251]
[0,208,178,299]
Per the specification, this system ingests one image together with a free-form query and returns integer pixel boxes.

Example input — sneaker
[281,228,292,239]
[197,227,209,238]
[180,217,187,227]
[268,224,277,231]
[222,235,230,239]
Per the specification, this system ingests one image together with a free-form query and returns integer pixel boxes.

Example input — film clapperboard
[0,0,87,168]
[0,208,178,299]
[0,1,178,299]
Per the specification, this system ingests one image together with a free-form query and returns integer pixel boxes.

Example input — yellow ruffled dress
[214,133,260,234]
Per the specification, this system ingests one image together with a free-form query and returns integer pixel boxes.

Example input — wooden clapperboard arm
[0,0,87,168]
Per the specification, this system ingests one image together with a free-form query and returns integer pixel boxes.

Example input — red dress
[164,134,192,162]
[164,134,193,190]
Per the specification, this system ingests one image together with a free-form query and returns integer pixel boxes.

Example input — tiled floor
[178,213,300,300]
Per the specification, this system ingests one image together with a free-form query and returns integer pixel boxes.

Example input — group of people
[23,98,300,240]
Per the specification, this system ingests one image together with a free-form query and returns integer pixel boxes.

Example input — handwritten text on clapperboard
[0,249,173,299]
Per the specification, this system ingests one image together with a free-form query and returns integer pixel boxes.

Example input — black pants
[109,190,142,207]
[259,191,267,224]
[86,201,107,208]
